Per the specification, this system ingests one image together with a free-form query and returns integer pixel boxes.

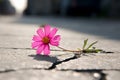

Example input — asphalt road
[0,16,120,80]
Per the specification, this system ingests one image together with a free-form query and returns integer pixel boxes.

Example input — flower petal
[50,35,60,46]
[32,41,41,49]
[36,44,45,54]
[53,35,61,41]
[32,35,41,41]
[37,28,45,38]
[44,24,51,36]
[49,28,58,38]
[50,41,59,46]
[43,45,50,55]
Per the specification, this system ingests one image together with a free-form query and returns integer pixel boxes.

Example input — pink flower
[32,24,61,55]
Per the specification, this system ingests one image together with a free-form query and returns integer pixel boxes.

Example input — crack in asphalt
[49,54,79,70]
[0,47,119,80]
[0,69,15,73]
[0,47,68,52]
[0,68,48,73]
[0,47,32,50]
[0,47,118,53]
[0,68,108,80]
[0,53,79,74]
[59,69,107,80]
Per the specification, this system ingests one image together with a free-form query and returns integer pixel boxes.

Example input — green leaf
[86,41,98,50]
[82,39,88,49]
[83,49,102,53]
[77,48,81,51]
[95,49,103,53]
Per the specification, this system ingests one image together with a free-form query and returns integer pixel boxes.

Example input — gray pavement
[0,16,120,80]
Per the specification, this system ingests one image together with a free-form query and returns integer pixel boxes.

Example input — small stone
[93,72,101,79]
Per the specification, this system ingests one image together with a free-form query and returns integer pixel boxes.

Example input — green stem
[57,46,81,53]
[57,46,102,53]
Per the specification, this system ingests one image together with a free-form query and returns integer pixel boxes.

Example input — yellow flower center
[42,37,50,44]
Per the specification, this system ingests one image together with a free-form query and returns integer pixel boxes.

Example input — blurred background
[0,1,120,80]
[0,0,120,18]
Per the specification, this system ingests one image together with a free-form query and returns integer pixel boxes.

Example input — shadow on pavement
[28,54,59,63]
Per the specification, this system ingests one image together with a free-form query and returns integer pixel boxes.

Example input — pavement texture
[0,16,120,80]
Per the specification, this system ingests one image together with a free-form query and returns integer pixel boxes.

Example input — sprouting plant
[82,39,102,53]
[32,24,103,56]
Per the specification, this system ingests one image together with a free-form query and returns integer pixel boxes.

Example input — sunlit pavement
[0,16,120,80]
